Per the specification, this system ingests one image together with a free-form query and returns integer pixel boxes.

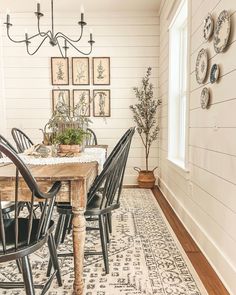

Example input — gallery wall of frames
[51,57,111,117]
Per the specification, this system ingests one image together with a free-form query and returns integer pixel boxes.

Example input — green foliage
[129,67,161,171]
[55,128,86,145]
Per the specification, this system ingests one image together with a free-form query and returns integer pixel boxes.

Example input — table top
[0,162,98,181]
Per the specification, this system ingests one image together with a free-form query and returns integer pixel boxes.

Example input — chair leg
[47,233,62,286]
[99,215,109,274]
[67,215,72,235]
[61,214,70,243]
[16,259,22,273]
[21,256,35,295]
[47,214,66,277]
[105,214,110,244]
[107,212,112,234]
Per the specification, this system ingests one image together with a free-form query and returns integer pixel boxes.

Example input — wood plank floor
[152,186,229,295]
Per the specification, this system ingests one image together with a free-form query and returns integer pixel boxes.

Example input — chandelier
[4,0,95,57]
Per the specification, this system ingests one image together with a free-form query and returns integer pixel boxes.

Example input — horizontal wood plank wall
[0,11,159,184]
[159,0,236,294]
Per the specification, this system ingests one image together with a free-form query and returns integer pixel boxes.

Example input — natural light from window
[168,0,188,170]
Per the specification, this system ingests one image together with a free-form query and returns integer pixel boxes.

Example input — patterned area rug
[0,189,207,295]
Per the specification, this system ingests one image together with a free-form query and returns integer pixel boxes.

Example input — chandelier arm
[57,40,66,58]
[26,36,49,56]
[6,28,30,44]
[57,36,93,55]
[37,18,53,39]
[55,26,84,43]
[6,27,47,43]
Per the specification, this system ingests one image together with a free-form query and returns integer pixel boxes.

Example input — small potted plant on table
[130,67,161,188]
[55,127,87,154]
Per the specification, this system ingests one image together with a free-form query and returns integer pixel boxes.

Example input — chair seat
[0,218,54,254]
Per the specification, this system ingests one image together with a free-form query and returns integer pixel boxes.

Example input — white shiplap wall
[0,11,160,184]
[159,0,236,294]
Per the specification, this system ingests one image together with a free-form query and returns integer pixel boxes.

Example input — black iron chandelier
[4,0,95,57]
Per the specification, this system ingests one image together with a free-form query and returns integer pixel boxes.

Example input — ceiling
[1,0,161,13]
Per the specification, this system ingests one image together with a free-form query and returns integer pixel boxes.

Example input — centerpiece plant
[129,67,161,188]
[42,90,92,154]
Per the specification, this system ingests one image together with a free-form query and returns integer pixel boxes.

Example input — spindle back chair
[11,128,34,153]
[0,142,62,295]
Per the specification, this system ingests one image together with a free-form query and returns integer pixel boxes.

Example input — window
[168,0,188,169]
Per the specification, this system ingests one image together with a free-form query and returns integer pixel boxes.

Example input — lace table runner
[0,148,106,172]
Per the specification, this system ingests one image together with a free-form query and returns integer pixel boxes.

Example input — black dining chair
[11,128,34,153]
[0,134,19,216]
[47,127,135,275]
[0,142,62,295]
[86,128,98,146]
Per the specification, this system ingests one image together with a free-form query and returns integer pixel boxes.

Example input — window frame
[167,0,190,172]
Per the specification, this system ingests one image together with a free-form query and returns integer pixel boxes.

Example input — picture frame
[73,89,91,117]
[72,57,90,85]
[92,57,110,85]
[52,89,70,112]
[93,89,110,117]
[51,57,69,85]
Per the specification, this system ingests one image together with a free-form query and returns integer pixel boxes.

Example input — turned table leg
[72,207,86,295]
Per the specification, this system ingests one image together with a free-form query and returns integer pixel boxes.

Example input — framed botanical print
[73,89,90,117]
[92,57,110,85]
[52,89,70,112]
[93,89,110,117]
[72,57,90,85]
[51,57,69,85]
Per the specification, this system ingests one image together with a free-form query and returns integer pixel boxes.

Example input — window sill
[167,157,189,178]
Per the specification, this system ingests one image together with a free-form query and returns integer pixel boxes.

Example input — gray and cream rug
[0,189,208,294]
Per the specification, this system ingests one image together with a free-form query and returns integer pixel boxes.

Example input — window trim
[167,0,190,172]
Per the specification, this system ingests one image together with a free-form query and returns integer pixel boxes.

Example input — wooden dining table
[0,160,98,295]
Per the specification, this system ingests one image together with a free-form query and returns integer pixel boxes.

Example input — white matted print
[51,57,69,85]
[73,89,90,117]
[52,89,70,112]
[93,57,110,85]
[93,90,110,117]
[72,57,90,85]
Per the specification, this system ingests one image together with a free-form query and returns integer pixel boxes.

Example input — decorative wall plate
[195,48,208,84]
[200,87,210,109]
[210,64,220,83]
[214,10,231,53]
[203,14,214,40]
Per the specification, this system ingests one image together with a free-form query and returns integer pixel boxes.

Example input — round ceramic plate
[203,13,214,40]
[200,87,210,109]
[210,64,220,83]
[195,48,208,84]
[214,10,231,53]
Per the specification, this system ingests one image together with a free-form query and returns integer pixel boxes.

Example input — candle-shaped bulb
[37,0,41,13]
[89,29,93,41]
[6,9,10,23]
[80,5,84,22]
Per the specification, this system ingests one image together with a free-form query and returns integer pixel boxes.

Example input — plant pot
[134,167,157,189]
[58,144,82,154]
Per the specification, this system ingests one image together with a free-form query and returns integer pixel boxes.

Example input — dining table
[0,145,107,295]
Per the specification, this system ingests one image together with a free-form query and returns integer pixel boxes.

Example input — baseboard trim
[158,178,235,295]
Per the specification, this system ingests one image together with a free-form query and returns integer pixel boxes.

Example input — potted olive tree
[130,67,161,188]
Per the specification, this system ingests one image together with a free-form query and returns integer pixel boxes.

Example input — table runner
[0,147,106,172]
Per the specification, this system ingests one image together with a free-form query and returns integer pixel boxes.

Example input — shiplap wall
[159,0,236,294]
[0,11,159,184]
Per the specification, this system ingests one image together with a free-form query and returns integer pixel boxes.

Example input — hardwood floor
[152,186,230,295]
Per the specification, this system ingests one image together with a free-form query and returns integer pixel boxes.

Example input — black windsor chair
[0,134,19,216]
[0,142,62,295]
[47,127,135,275]
[11,128,34,153]
[85,128,98,146]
